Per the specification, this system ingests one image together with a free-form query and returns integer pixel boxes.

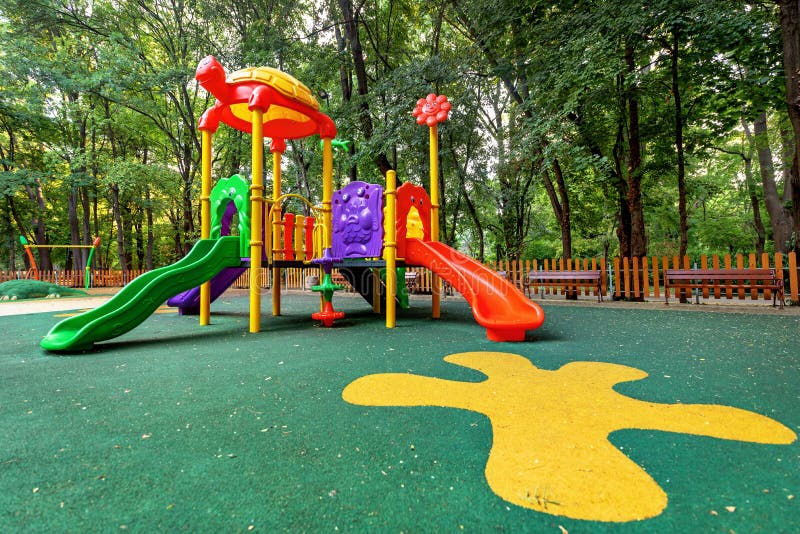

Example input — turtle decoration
[0,280,87,301]
[195,56,336,139]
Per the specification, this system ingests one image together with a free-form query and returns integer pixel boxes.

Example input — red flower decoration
[413,93,451,127]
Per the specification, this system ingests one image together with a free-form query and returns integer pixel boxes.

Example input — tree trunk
[781,126,794,205]
[777,0,800,254]
[79,211,90,267]
[4,209,13,270]
[25,180,52,271]
[625,44,646,258]
[613,126,632,259]
[547,160,575,299]
[332,14,358,182]
[747,113,793,251]
[670,29,689,260]
[93,194,101,269]
[741,144,767,254]
[288,140,314,214]
[445,192,462,246]
[337,0,393,176]
[229,130,243,177]
[181,148,194,255]
[448,137,485,261]
[145,186,154,270]
[67,189,82,270]
[551,160,572,260]
[612,78,632,259]
[111,183,128,277]
[134,220,145,269]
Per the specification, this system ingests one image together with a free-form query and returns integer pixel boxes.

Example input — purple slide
[167,263,248,315]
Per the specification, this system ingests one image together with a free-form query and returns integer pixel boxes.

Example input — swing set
[19,235,102,290]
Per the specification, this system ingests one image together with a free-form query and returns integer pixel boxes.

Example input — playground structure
[40,56,544,352]
[20,235,101,290]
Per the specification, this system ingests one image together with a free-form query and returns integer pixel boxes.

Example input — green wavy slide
[41,237,242,353]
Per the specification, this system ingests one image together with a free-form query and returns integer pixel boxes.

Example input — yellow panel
[230,102,311,126]
[230,103,252,124]
[265,105,311,124]
[406,206,424,239]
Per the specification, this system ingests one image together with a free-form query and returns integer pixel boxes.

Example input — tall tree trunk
[448,136,485,261]
[612,118,632,259]
[229,130,243,176]
[111,183,128,277]
[551,160,572,260]
[145,186,154,270]
[670,29,689,259]
[93,194,101,269]
[777,0,800,254]
[337,0,393,176]
[781,126,794,205]
[332,12,358,182]
[180,144,194,255]
[141,149,154,270]
[748,179,767,256]
[741,142,767,254]
[1,197,16,270]
[445,192,462,246]
[88,126,99,268]
[68,189,82,270]
[134,220,145,269]
[625,44,646,258]
[102,98,119,272]
[25,180,52,271]
[66,94,89,271]
[543,160,574,298]
[288,140,314,212]
[747,113,793,251]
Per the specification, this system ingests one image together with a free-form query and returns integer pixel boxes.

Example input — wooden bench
[664,268,784,308]
[525,270,603,301]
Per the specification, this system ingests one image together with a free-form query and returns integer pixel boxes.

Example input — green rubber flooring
[1,293,797,532]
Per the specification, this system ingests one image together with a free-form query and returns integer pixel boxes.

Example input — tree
[335,0,394,177]
[776,0,800,254]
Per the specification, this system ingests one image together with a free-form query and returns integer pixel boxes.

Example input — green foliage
[0,0,793,271]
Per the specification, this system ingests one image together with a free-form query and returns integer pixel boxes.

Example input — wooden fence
[489,257,608,299]
[0,269,149,287]
[2,251,797,304]
[226,266,439,294]
[491,251,799,304]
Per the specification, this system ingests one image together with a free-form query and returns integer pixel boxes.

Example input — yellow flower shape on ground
[342,352,796,522]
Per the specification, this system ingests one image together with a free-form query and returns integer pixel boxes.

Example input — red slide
[405,239,545,341]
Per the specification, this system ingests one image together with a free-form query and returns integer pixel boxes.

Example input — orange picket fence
[488,258,608,300]
[493,252,798,304]
[2,251,797,305]
[0,268,149,287]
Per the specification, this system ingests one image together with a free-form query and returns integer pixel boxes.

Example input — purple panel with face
[331,181,384,258]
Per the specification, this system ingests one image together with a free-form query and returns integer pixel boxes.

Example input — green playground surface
[1,292,797,532]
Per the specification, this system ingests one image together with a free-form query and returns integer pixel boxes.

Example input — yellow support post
[321,138,333,248]
[200,130,213,326]
[249,109,265,333]
[385,170,397,328]
[271,142,284,317]
[429,124,440,319]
